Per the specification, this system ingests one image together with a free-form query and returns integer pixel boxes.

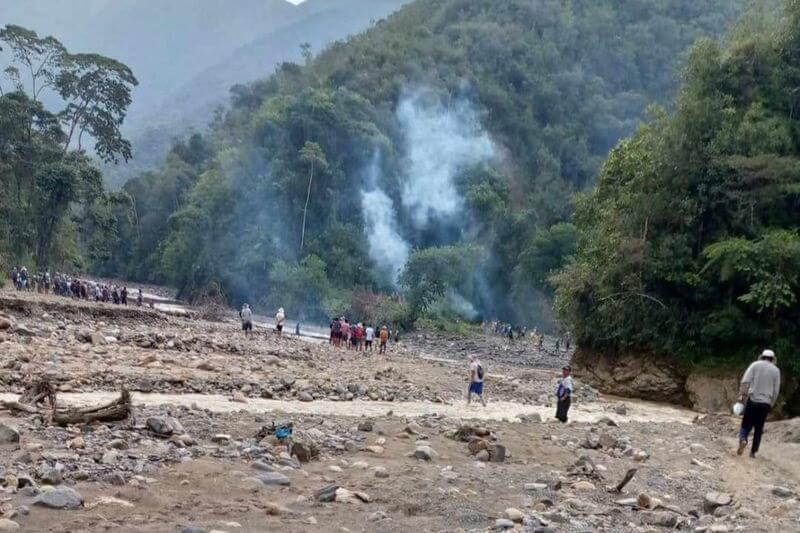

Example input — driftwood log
[52,389,131,426]
[0,379,131,426]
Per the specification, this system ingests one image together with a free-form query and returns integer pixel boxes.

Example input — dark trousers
[739,399,770,454]
[556,396,571,423]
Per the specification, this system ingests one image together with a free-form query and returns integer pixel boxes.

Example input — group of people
[466,353,574,421]
[238,304,286,338]
[482,320,572,352]
[329,317,395,354]
[8,267,144,307]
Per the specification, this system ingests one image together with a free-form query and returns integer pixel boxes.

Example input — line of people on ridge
[8,266,144,306]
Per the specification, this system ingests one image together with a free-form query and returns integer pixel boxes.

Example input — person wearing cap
[555,365,573,423]
[737,349,781,457]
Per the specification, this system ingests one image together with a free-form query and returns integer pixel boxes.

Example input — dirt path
[0,391,697,424]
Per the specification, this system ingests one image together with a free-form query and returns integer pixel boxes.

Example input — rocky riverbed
[0,289,798,532]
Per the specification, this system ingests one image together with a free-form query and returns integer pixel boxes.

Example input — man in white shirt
[737,349,781,457]
[365,324,375,351]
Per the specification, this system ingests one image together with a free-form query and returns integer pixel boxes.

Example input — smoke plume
[397,89,496,228]
[361,154,410,283]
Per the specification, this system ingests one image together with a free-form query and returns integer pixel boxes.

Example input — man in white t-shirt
[365,324,375,351]
[239,303,253,339]
[467,355,486,406]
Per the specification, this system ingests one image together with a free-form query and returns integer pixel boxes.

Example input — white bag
[732,402,745,416]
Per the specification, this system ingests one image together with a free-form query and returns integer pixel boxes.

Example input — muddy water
[0,391,696,425]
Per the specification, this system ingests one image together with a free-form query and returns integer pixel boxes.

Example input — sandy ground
[0,288,799,532]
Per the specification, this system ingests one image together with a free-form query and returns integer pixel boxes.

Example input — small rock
[637,493,652,509]
[298,392,314,402]
[38,466,62,485]
[259,472,291,486]
[475,450,490,462]
[373,467,389,479]
[0,423,20,444]
[358,420,374,432]
[315,484,338,502]
[704,491,732,513]
[264,502,291,516]
[573,481,595,492]
[505,507,524,522]
[633,449,649,462]
[495,518,515,529]
[614,404,627,415]
[146,416,173,436]
[0,519,20,531]
[68,436,85,449]
[642,511,678,527]
[414,445,434,461]
[231,391,248,403]
[32,487,83,510]
[106,472,126,486]
[524,483,548,492]
[771,486,794,498]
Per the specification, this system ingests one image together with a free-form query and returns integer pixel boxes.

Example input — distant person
[467,354,486,406]
[737,349,781,458]
[341,319,350,349]
[365,324,375,351]
[295,322,301,336]
[275,307,285,337]
[355,322,365,351]
[239,303,253,339]
[393,328,399,344]
[555,365,573,423]
[137,289,143,307]
[565,330,571,351]
[121,286,128,305]
[379,325,389,354]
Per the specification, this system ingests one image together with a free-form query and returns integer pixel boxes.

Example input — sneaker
[749,452,757,459]
[737,440,747,456]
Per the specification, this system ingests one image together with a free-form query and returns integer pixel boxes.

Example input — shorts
[469,382,484,395]
[276,324,283,332]
[242,321,252,331]
[365,340,372,348]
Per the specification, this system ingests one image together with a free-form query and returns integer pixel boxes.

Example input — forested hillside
[554,1,800,410]
[97,0,744,324]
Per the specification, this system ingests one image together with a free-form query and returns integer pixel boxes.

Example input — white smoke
[361,188,410,282]
[397,90,496,227]
[361,154,410,283]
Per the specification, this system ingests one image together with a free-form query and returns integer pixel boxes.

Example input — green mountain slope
[98,0,745,325]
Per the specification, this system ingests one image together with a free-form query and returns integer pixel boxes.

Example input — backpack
[477,364,484,380]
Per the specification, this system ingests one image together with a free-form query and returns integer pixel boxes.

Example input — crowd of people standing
[8,266,143,306]
[329,317,396,354]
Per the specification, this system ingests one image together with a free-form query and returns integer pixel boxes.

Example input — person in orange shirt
[379,325,389,354]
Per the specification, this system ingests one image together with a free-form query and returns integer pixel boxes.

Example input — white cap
[760,349,775,359]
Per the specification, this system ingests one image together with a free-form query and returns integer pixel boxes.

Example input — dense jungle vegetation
[555,1,800,391]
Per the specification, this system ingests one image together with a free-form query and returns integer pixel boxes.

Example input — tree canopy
[0,24,137,269]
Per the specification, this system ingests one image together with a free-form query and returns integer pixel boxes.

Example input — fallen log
[0,400,40,414]
[52,389,131,426]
